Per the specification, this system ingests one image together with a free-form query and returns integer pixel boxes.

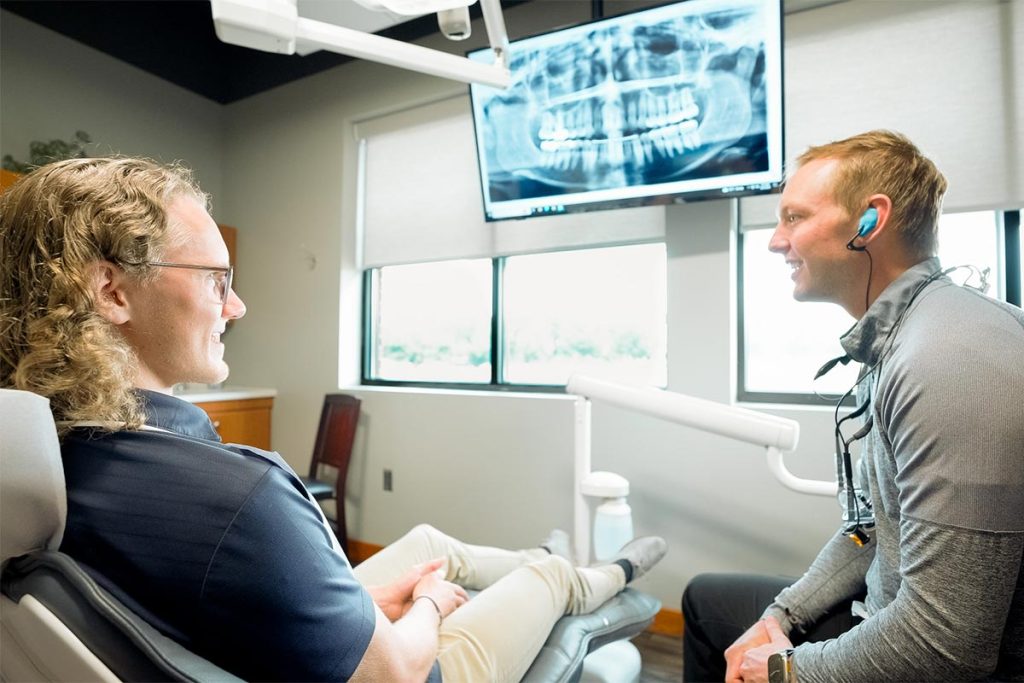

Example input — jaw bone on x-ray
[475,0,770,202]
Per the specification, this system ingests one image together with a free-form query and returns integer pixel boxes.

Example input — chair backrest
[0,388,242,682]
[0,389,66,566]
[308,393,361,476]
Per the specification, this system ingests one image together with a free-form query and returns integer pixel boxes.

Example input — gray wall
[0,10,225,202]
[3,1,1022,611]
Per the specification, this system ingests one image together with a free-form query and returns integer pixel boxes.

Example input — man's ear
[859,194,893,246]
[89,261,131,325]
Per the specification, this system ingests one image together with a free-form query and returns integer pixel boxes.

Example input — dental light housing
[467,0,784,221]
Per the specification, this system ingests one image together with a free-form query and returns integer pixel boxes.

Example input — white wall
[0,10,225,201]
[218,0,1023,611]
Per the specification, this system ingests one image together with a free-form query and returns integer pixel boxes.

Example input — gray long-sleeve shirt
[763,258,1024,681]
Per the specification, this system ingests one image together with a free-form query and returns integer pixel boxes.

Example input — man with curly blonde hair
[0,157,665,683]
[0,157,214,430]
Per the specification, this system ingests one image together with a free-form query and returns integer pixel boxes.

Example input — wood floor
[635,631,683,682]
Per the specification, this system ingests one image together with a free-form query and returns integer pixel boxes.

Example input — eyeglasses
[144,262,235,306]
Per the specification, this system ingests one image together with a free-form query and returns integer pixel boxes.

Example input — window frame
[361,261,560,393]
[737,209,1023,405]
[360,243,668,393]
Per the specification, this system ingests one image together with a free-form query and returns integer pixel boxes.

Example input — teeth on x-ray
[478,1,766,192]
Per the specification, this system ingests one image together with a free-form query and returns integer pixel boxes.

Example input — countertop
[173,386,277,404]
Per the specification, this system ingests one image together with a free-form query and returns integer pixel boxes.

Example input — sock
[615,558,633,583]
[539,529,572,562]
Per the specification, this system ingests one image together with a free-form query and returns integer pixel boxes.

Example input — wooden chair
[300,394,361,554]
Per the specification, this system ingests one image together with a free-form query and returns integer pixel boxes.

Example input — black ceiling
[1,0,530,104]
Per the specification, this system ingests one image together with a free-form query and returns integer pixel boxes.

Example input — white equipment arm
[210,0,511,88]
[567,374,838,565]
[567,374,837,497]
[568,375,799,451]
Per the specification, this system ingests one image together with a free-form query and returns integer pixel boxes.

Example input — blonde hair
[0,157,207,433]
[797,130,947,259]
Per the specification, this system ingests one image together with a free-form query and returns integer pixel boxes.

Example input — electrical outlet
[383,469,393,492]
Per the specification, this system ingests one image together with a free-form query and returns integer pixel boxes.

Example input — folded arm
[762,524,875,635]
[352,567,469,682]
[792,521,1022,682]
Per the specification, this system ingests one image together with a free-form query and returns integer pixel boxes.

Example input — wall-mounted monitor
[467,0,784,221]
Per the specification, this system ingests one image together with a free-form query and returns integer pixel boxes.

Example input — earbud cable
[863,247,874,313]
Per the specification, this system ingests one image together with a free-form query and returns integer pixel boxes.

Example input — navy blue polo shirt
[60,390,376,682]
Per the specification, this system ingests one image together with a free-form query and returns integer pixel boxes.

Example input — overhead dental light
[209,0,511,87]
[349,0,474,40]
[567,374,836,566]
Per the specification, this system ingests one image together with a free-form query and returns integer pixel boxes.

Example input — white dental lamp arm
[295,17,509,86]
[570,375,800,449]
[210,0,511,88]
[567,374,837,564]
[479,0,510,67]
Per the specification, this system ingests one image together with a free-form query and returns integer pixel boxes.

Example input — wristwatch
[767,648,796,683]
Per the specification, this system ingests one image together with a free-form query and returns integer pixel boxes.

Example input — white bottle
[593,496,634,562]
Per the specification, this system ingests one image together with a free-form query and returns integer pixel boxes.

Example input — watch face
[767,650,792,683]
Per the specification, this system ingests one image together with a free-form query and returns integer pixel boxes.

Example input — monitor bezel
[466,0,785,222]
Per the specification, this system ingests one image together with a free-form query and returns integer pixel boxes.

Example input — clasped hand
[724,616,794,683]
[368,558,469,623]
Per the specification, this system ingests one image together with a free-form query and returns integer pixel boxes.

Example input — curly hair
[0,157,207,433]
[797,130,947,260]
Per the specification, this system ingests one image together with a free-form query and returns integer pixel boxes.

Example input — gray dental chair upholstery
[0,388,659,683]
[0,389,239,682]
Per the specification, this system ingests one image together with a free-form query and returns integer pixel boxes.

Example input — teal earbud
[858,207,879,237]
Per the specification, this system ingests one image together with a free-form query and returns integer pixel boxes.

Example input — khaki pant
[352,524,625,683]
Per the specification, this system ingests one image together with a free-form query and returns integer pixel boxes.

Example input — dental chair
[0,388,659,683]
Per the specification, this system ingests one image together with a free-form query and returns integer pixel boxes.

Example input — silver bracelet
[415,595,443,625]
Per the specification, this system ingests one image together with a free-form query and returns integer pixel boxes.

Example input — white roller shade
[782,1,1019,212]
[739,193,780,233]
[738,1,1023,232]
[357,94,665,269]
[358,96,493,268]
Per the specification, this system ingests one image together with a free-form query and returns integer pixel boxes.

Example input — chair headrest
[0,389,67,564]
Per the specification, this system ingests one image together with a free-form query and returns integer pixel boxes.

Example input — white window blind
[356,94,665,269]
[738,0,1022,227]
[739,193,779,233]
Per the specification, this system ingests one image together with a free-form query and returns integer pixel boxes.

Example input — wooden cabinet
[194,397,273,450]
[218,224,237,266]
[0,169,20,192]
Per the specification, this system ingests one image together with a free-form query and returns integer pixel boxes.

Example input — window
[739,210,1019,403]
[365,259,492,383]
[935,211,1003,298]
[363,243,667,389]
[503,245,667,386]
[740,228,858,400]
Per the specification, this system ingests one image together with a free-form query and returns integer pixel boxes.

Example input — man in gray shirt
[682,130,1024,682]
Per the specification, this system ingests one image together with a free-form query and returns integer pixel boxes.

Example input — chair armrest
[521,588,661,683]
